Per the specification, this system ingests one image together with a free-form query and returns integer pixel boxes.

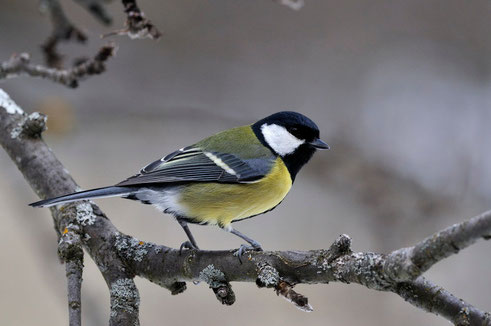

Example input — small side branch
[104,0,161,39]
[384,210,491,282]
[72,0,113,25]
[39,0,88,67]
[65,256,83,326]
[198,264,236,305]
[397,278,491,326]
[0,44,116,88]
[275,281,312,312]
[58,226,84,326]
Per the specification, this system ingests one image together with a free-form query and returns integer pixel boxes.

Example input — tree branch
[39,0,88,68]
[397,278,491,326]
[0,44,116,88]
[104,0,161,39]
[72,0,113,25]
[385,211,491,282]
[58,226,84,326]
[0,89,139,325]
[1,89,490,325]
[39,0,113,67]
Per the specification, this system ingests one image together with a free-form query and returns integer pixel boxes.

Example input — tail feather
[29,186,137,208]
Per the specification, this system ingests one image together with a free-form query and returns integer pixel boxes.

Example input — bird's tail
[29,186,137,208]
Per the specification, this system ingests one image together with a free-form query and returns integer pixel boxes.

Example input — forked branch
[1,89,490,326]
[0,44,116,88]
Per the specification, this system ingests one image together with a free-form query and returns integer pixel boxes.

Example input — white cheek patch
[261,123,305,156]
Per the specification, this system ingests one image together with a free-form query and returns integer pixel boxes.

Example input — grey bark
[0,90,140,325]
[1,89,490,325]
[0,45,115,88]
[385,211,491,282]
[58,225,84,326]
[103,0,162,39]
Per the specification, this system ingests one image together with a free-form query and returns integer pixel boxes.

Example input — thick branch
[0,44,116,88]
[111,233,489,324]
[1,89,490,325]
[0,90,139,325]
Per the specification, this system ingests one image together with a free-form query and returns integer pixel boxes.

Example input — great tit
[30,111,329,256]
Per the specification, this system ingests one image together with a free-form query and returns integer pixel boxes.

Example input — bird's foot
[179,241,199,255]
[233,242,263,263]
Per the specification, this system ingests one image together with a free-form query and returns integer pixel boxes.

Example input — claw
[233,243,263,263]
[179,240,199,255]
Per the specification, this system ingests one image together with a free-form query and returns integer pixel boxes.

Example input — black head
[252,111,329,181]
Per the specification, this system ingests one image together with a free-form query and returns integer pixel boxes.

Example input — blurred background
[1,0,490,325]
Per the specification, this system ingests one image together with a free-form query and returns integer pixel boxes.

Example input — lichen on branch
[1,89,490,326]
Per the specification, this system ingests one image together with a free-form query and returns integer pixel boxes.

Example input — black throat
[251,124,316,182]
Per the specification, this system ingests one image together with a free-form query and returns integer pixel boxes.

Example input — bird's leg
[225,226,263,262]
[230,228,263,249]
[176,218,200,254]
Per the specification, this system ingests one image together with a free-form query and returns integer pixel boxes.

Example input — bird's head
[252,111,329,180]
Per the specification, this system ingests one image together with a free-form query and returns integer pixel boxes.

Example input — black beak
[309,138,330,150]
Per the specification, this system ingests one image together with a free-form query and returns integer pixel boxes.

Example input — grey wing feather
[116,147,274,186]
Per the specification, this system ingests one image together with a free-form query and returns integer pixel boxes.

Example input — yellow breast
[178,157,292,227]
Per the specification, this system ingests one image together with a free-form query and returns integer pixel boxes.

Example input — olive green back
[195,125,273,159]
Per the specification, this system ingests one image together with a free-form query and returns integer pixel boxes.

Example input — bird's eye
[289,127,298,133]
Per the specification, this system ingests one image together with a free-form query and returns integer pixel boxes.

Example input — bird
[30,111,329,257]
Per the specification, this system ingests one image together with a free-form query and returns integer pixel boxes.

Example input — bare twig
[72,0,113,25]
[39,0,114,67]
[39,0,88,67]
[276,281,313,312]
[0,44,116,88]
[1,89,490,326]
[256,262,312,311]
[104,0,161,39]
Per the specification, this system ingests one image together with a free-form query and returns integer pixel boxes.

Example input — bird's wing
[116,146,275,186]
